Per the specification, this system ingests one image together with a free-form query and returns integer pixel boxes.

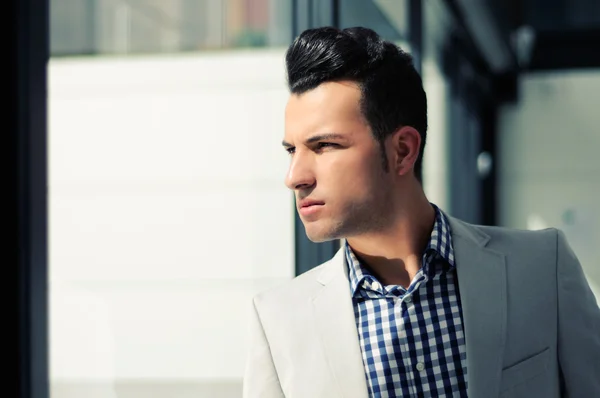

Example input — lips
[297,199,325,218]
[298,199,325,209]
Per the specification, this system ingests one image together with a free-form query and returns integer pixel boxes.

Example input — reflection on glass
[51,0,292,56]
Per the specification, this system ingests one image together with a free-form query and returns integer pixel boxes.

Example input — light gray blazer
[243,216,600,397]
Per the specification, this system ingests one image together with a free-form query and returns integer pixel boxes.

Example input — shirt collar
[346,204,455,297]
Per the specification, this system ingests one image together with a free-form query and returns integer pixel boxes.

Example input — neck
[346,187,435,288]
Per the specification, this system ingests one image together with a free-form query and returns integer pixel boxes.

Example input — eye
[285,147,296,155]
[316,142,338,151]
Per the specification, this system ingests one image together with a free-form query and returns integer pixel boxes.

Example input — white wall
[498,70,600,302]
[49,49,294,397]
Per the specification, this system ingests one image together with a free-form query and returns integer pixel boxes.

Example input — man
[243,27,600,398]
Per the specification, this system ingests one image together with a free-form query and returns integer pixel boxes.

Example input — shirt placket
[401,271,429,397]
[347,207,463,397]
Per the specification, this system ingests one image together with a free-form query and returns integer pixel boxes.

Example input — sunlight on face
[283,81,395,242]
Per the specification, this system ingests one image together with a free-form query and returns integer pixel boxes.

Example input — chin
[305,234,335,243]
[304,222,341,243]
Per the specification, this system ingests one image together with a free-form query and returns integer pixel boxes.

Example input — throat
[358,253,422,289]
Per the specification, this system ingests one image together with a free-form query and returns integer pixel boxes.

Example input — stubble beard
[304,180,395,243]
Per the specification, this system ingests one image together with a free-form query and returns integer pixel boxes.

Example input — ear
[389,126,421,176]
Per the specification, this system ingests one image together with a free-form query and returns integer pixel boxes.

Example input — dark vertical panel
[408,0,423,183]
[444,36,461,220]
[409,0,422,74]
[332,0,340,28]
[10,0,49,397]
[480,103,497,226]
[448,73,467,221]
[442,0,515,226]
[444,34,484,224]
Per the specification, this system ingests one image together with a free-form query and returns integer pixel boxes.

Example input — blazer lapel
[448,216,507,398]
[312,247,370,398]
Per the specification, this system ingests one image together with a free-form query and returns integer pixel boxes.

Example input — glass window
[51,0,292,56]
[49,1,294,397]
[339,0,407,43]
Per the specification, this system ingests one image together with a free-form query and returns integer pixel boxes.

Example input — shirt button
[404,295,412,303]
[416,362,425,371]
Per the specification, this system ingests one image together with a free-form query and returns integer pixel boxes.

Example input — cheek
[327,153,384,195]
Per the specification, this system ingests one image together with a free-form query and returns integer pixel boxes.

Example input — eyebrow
[282,133,348,148]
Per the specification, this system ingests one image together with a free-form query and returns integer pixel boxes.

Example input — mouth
[298,199,325,217]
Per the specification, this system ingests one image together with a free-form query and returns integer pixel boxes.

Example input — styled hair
[285,26,427,180]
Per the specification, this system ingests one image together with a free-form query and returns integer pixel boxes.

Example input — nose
[285,152,316,191]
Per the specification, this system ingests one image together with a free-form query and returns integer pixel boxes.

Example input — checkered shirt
[346,205,468,397]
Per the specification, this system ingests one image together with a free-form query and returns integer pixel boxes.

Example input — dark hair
[285,27,427,180]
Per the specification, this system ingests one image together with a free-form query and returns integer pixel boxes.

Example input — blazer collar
[312,246,370,397]
[316,245,346,286]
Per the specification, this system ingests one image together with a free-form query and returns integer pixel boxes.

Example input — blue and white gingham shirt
[346,205,468,397]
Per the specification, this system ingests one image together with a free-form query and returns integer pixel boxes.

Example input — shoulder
[448,216,564,277]
[450,218,565,298]
[251,252,340,314]
[449,215,559,254]
[479,224,559,251]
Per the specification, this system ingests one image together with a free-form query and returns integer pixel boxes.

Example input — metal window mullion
[11,0,49,397]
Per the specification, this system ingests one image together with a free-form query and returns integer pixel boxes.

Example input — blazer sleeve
[243,297,285,398]
[556,229,600,396]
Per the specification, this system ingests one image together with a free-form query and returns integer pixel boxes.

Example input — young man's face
[283,81,396,242]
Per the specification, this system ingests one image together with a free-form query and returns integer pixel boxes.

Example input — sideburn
[378,140,390,172]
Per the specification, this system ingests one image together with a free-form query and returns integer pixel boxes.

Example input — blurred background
[9,0,600,397]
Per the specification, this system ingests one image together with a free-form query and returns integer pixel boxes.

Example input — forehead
[284,81,367,138]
